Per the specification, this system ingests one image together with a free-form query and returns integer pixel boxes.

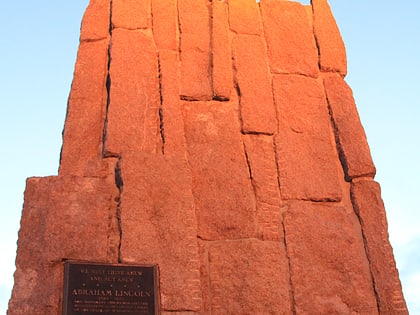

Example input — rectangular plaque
[63,261,159,315]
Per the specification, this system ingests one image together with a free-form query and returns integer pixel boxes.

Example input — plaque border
[62,260,160,315]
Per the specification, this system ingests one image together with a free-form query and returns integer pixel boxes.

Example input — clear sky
[0,1,419,314]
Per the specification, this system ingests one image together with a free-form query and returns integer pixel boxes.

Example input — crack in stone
[272,137,283,199]
[325,92,350,182]
[281,216,297,315]
[241,130,274,136]
[102,0,114,158]
[310,3,322,71]
[150,6,166,155]
[350,187,381,314]
[157,54,166,155]
[209,0,229,103]
[81,37,109,43]
[114,156,124,263]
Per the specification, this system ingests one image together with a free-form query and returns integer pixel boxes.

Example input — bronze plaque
[63,261,159,315]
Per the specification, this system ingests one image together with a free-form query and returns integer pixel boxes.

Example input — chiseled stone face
[9,0,408,314]
[207,239,293,315]
[283,201,379,314]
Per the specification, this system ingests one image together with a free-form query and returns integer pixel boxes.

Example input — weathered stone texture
[8,175,119,314]
[323,73,376,180]
[208,240,293,315]
[351,180,408,314]
[284,201,379,314]
[158,50,188,157]
[104,28,161,156]
[312,0,347,75]
[233,34,277,134]
[273,74,342,201]
[112,0,151,30]
[211,0,233,101]
[79,0,110,41]
[151,0,179,50]
[183,101,257,240]
[9,1,407,314]
[16,175,118,265]
[198,241,211,314]
[178,0,212,100]
[119,153,202,311]
[228,0,263,35]
[260,0,319,77]
[60,39,109,175]
[243,135,283,241]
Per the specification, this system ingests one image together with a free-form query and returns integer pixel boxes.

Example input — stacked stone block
[9,0,407,314]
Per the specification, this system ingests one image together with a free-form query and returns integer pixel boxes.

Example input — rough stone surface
[228,0,263,35]
[158,50,188,157]
[198,241,211,314]
[312,0,347,75]
[8,175,119,314]
[243,135,283,241]
[233,34,277,134]
[304,5,313,31]
[284,201,379,314]
[211,0,233,101]
[323,73,376,180]
[80,0,110,41]
[119,152,202,311]
[60,39,109,175]
[351,180,408,314]
[273,74,342,201]
[183,101,257,240]
[112,0,151,30]
[151,0,179,50]
[208,240,293,315]
[178,0,212,100]
[260,0,319,77]
[104,28,161,156]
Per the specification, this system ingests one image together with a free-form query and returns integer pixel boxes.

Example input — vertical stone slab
[351,180,408,314]
[104,28,161,156]
[119,153,202,311]
[8,176,119,315]
[212,0,233,101]
[151,0,179,50]
[273,74,342,201]
[80,0,111,41]
[159,50,188,157]
[243,135,283,241]
[112,0,151,30]
[17,176,118,265]
[228,0,263,35]
[260,0,319,78]
[208,240,293,315]
[284,202,379,314]
[312,0,347,75]
[60,39,109,176]
[323,73,376,180]
[233,34,277,134]
[178,0,212,100]
[182,101,257,240]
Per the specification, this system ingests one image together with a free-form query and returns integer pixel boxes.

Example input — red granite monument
[8,0,408,314]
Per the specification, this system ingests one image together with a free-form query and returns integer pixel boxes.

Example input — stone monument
[8,0,408,314]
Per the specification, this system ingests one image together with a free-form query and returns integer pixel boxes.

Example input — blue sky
[0,1,419,314]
